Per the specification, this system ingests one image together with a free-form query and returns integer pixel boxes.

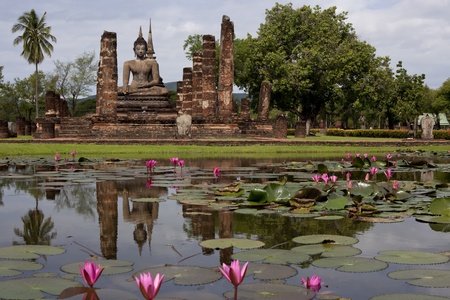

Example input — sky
[1,0,449,93]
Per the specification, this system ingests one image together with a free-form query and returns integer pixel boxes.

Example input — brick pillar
[181,67,193,115]
[62,100,69,117]
[41,121,55,139]
[16,117,25,135]
[201,35,216,117]
[257,81,271,121]
[192,51,203,118]
[273,114,288,138]
[218,15,234,119]
[240,98,250,120]
[0,120,9,138]
[96,31,118,116]
[97,181,118,259]
[176,81,183,112]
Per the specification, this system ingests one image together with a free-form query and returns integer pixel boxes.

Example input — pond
[1,153,450,300]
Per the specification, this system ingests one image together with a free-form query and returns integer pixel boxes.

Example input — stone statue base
[117,85,169,97]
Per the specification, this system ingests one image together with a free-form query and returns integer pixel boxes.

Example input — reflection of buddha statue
[118,26,168,97]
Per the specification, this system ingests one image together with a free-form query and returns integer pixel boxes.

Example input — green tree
[235,4,377,134]
[53,51,97,116]
[183,34,204,60]
[12,9,57,119]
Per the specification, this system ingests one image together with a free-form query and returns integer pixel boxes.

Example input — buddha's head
[133,27,148,58]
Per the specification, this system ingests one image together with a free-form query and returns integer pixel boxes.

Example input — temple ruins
[34,16,275,140]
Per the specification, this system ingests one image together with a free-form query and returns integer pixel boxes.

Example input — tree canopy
[12,9,56,119]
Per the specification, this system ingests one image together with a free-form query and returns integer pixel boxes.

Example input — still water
[1,157,450,299]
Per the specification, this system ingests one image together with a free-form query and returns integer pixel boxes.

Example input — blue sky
[1,0,449,91]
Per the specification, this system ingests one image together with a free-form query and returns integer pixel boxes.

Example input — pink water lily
[330,175,338,183]
[135,272,164,300]
[219,260,249,300]
[384,168,393,181]
[370,167,379,176]
[170,157,179,165]
[302,275,322,292]
[146,160,157,173]
[54,152,60,161]
[392,180,400,189]
[312,174,321,183]
[80,261,104,288]
[386,153,392,159]
[363,153,368,158]
[371,155,377,162]
[346,172,351,182]
[71,150,76,160]
[321,173,329,184]
[213,167,220,177]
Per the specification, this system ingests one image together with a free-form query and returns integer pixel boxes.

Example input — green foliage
[12,9,57,119]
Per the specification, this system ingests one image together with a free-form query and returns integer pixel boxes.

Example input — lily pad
[246,263,298,280]
[199,238,265,250]
[292,234,359,245]
[0,260,43,277]
[388,269,450,287]
[132,197,166,203]
[232,249,310,265]
[429,198,450,216]
[370,293,450,300]
[61,259,134,275]
[312,257,388,272]
[0,277,81,299]
[0,245,66,260]
[375,250,449,265]
[291,244,361,257]
[133,265,221,286]
[223,282,314,300]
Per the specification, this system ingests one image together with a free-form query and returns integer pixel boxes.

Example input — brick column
[192,51,203,118]
[96,31,118,116]
[181,67,193,115]
[201,35,216,117]
[218,15,234,118]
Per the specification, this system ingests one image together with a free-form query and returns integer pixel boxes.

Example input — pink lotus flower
[330,175,338,183]
[384,168,393,181]
[178,160,185,172]
[146,160,157,173]
[54,152,60,161]
[170,157,179,165]
[213,167,220,177]
[371,156,377,162]
[346,153,352,159]
[386,153,392,160]
[321,173,329,184]
[363,153,368,158]
[370,167,379,176]
[219,260,249,300]
[346,172,351,182]
[302,275,322,292]
[80,261,104,288]
[392,180,400,189]
[135,272,164,300]
[355,153,360,158]
[365,173,370,182]
[71,150,76,160]
[312,174,320,183]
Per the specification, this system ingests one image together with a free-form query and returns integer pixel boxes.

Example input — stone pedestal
[41,121,55,139]
[295,121,307,138]
[273,115,288,139]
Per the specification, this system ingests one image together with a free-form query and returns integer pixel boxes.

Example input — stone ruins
[33,16,277,140]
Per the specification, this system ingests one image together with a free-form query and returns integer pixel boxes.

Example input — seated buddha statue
[118,28,168,97]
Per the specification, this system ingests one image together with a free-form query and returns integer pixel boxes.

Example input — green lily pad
[375,250,449,265]
[0,245,66,260]
[292,234,359,245]
[415,215,450,224]
[291,244,361,257]
[199,238,265,250]
[314,215,344,220]
[0,260,43,277]
[246,263,298,280]
[430,198,450,216]
[312,257,388,272]
[323,197,348,210]
[0,277,81,299]
[133,265,221,286]
[61,260,134,275]
[231,249,310,265]
[223,282,314,300]
[370,293,450,300]
[132,197,166,203]
[388,269,450,287]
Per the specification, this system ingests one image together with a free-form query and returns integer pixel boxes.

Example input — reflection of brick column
[218,15,234,118]
[257,81,271,121]
[202,35,216,117]
[97,181,118,259]
[192,51,203,118]
[218,210,233,265]
[96,31,118,116]
[181,67,193,115]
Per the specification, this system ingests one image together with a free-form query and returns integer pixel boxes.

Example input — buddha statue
[118,27,168,97]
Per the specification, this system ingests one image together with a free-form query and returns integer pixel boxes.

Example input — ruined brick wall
[192,51,203,118]
[181,67,193,115]
[217,15,234,118]
[201,35,216,117]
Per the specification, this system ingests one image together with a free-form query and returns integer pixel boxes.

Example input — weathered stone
[273,114,288,139]
[96,31,118,116]
[258,81,271,121]
[176,113,192,138]
[421,114,435,139]
[295,121,307,138]
[202,35,216,117]
[217,15,234,118]
[41,121,55,139]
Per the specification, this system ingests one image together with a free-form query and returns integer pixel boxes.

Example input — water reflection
[1,157,450,299]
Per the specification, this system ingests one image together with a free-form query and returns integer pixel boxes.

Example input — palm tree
[12,9,57,119]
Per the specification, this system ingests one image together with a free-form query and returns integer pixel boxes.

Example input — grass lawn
[0,135,448,160]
